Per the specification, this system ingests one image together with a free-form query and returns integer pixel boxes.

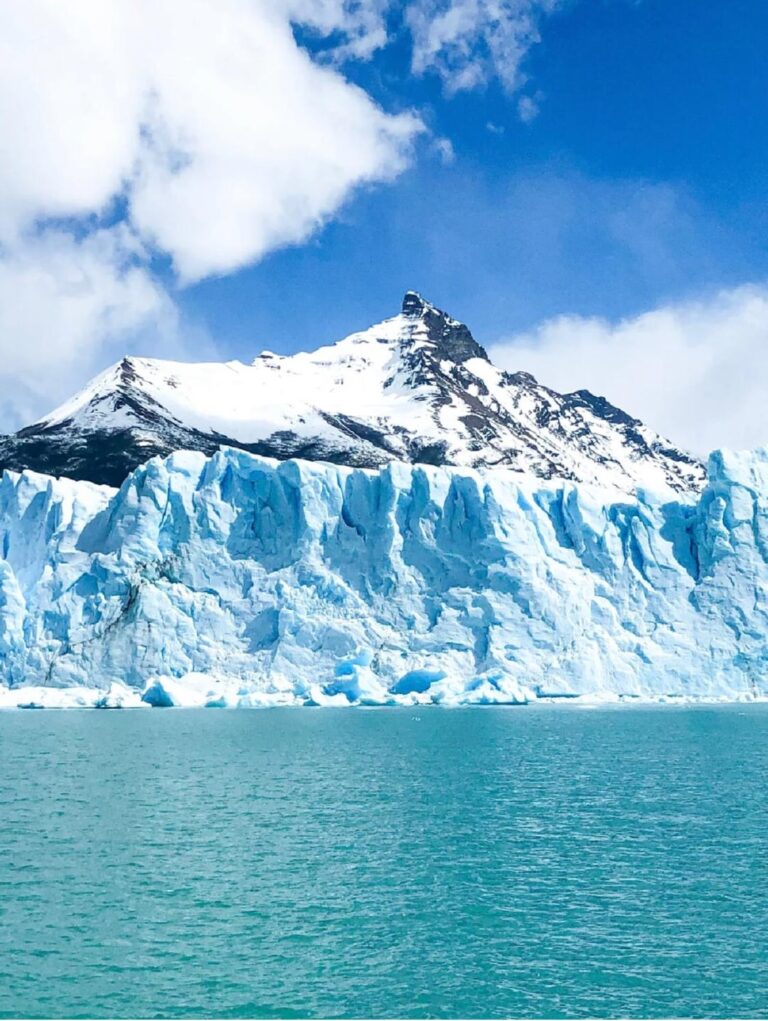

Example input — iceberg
[1,446,767,707]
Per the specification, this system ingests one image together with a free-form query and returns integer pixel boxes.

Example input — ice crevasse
[1,446,767,708]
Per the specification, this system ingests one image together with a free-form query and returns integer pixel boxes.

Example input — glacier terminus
[0,441,767,709]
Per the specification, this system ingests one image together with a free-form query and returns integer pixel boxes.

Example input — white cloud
[0,227,178,431]
[489,284,768,455]
[0,4,140,241]
[517,92,542,123]
[286,0,564,95]
[0,0,422,282]
[283,0,391,60]
[406,0,562,93]
[434,137,457,163]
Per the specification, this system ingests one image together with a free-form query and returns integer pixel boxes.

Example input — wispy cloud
[517,92,543,123]
[284,0,393,60]
[287,0,564,95]
[406,0,563,93]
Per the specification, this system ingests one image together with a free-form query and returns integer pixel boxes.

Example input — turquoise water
[1,707,767,1019]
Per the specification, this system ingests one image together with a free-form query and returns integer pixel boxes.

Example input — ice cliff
[1,446,767,708]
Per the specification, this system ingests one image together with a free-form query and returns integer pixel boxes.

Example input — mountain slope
[0,292,704,492]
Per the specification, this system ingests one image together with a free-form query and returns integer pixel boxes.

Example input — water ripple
[0,706,767,1018]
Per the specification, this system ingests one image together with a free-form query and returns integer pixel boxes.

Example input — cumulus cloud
[0,0,422,281]
[489,284,768,455]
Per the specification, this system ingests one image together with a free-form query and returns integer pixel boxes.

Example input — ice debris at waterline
[1,447,768,709]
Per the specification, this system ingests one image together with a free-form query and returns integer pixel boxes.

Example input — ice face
[0,446,766,708]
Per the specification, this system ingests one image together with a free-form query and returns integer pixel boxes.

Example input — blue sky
[181,0,768,357]
[1,0,767,451]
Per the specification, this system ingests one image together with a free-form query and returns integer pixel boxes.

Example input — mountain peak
[401,290,432,317]
[399,292,489,364]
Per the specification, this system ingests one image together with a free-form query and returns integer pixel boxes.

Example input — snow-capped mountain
[0,292,703,492]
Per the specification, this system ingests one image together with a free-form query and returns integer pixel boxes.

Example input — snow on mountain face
[0,292,703,493]
[0,446,766,709]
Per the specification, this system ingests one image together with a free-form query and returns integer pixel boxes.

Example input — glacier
[1,445,767,708]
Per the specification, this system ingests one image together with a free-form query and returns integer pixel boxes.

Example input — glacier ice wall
[1,446,768,706]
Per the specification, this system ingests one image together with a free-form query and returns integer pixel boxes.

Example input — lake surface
[1,706,767,1019]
